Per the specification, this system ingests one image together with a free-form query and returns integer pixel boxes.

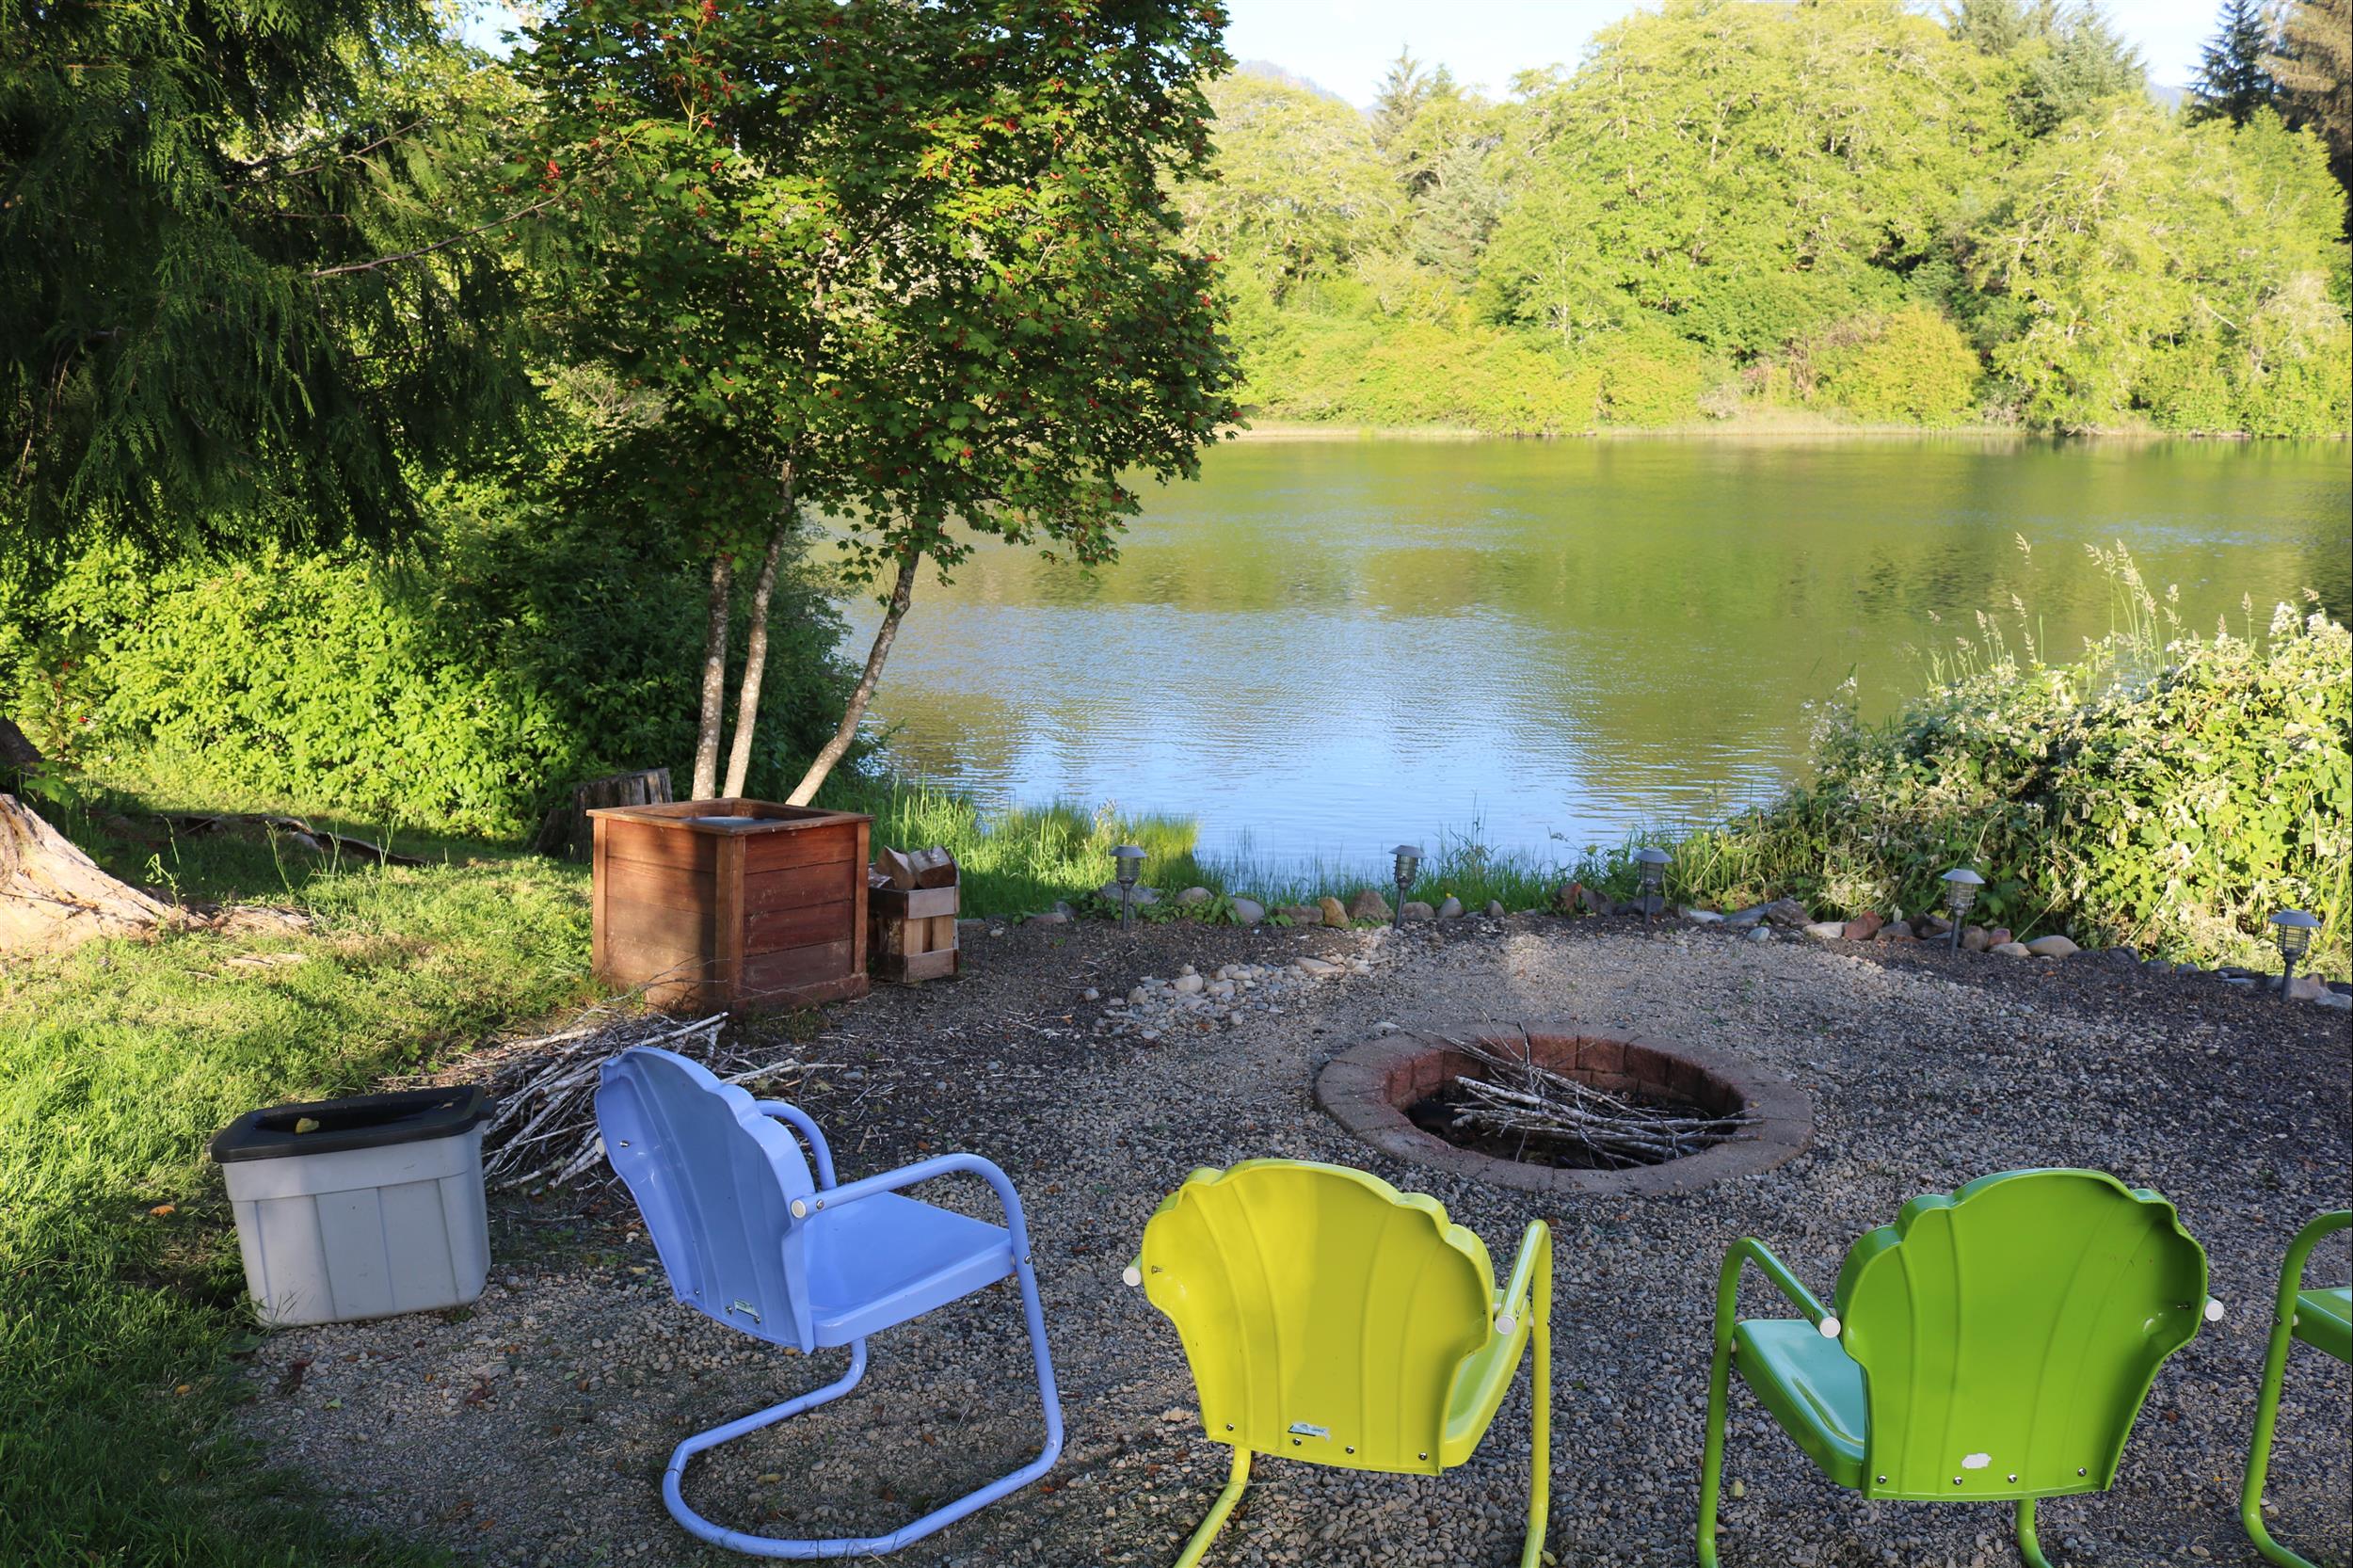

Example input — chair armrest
[805,1151,1038,1264]
[752,1101,837,1190]
[2274,1209,2353,1320]
[1494,1220,1551,1336]
[1715,1237,1838,1349]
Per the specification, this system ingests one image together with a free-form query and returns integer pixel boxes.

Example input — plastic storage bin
[210,1085,494,1326]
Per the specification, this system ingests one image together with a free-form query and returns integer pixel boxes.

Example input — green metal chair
[2240,1209,2351,1568]
[1698,1168,2219,1568]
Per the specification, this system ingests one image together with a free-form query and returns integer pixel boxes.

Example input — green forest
[1197,0,2353,435]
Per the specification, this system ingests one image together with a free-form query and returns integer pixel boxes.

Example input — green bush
[8,485,850,837]
[1595,333,1710,426]
[1657,556,2350,968]
[1808,307,1983,424]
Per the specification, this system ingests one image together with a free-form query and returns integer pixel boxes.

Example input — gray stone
[1961,925,1991,953]
[1684,908,1724,924]
[1435,895,1464,919]
[1346,888,1393,922]
[1760,898,1812,928]
[1992,941,2032,958]
[1746,925,1775,942]
[1230,897,1265,926]
[2284,973,2328,1003]
[1722,905,1767,928]
[2315,989,2351,1012]
[1171,973,1204,996]
[1401,901,1435,921]
[1802,922,1845,942]
[1485,900,1506,919]
[2024,935,2079,958]
[1175,886,1213,906]
[1097,882,1160,906]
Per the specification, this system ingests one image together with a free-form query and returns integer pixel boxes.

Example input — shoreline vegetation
[1194,5,2352,441]
[1225,417,2353,442]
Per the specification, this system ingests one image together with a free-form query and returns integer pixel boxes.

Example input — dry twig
[1440,1034,1754,1169]
[395,1005,817,1192]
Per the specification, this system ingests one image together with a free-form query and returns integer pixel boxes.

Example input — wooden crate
[589,798,871,1014]
[869,878,960,984]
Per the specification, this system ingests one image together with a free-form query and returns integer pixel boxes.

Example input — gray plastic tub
[210,1085,494,1327]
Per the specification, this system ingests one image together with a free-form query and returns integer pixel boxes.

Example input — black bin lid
[210,1084,492,1163]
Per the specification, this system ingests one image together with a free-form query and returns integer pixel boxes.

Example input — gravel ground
[241,915,2352,1568]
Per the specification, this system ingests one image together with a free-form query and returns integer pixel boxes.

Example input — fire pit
[1315,1022,1812,1196]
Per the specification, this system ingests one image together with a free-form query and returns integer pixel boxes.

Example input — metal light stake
[1632,847,1670,923]
[1391,844,1423,930]
[1112,844,1145,930]
[1941,867,1984,952]
[2269,909,2318,1002]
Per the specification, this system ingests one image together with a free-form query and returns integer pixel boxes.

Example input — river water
[844,437,2352,870]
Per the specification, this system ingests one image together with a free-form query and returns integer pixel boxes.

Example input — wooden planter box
[589,798,871,1014]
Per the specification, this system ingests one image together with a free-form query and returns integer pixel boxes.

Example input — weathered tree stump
[1,793,175,952]
[536,767,673,861]
[0,716,40,774]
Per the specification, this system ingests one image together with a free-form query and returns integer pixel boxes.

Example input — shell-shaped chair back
[1138,1160,1496,1475]
[596,1047,819,1351]
[1833,1168,2209,1500]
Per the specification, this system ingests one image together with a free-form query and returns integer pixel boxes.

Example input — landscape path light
[2269,909,2318,1001]
[1940,867,1984,952]
[1391,844,1423,930]
[1112,844,1145,929]
[1632,846,1670,922]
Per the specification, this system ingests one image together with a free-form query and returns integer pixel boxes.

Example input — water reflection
[844,437,2351,868]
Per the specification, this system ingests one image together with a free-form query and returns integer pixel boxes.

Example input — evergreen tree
[0,0,529,572]
[1370,50,1435,151]
[2268,0,2353,199]
[2191,0,2279,123]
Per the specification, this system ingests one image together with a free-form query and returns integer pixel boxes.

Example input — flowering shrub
[1667,576,2350,969]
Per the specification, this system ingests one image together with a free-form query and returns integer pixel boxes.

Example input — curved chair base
[662,1264,1063,1560]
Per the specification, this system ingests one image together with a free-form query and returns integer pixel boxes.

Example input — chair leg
[1521,1258,1553,1568]
[1172,1448,1252,1568]
[2012,1498,2058,1568]
[662,1256,1065,1560]
[2241,1291,2319,1567]
[1697,1328,1734,1568]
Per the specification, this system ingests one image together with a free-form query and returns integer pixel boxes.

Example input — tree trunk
[721,463,798,799]
[786,544,920,807]
[0,715,40,773]
[1,793,174,952]
[691,554,734,800]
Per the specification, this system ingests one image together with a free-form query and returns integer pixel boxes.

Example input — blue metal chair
[595,1046,1064,1558]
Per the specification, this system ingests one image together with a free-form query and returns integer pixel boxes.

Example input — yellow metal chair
[1126,1160,1553,1567]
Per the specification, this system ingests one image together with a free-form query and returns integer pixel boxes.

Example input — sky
[459,3,2231,97]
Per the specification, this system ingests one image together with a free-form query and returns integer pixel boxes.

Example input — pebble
[1992,941,2033,957]
[2024,935,2080,958]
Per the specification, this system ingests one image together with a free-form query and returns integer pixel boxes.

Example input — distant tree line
[1192,0,2353,435]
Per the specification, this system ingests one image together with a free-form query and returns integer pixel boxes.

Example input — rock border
[1315,1020,1814,1197]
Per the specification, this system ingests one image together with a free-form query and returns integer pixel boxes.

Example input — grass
[0,780,593,1568]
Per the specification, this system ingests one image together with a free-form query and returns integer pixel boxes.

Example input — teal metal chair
[1698,1169,2220,1567]
[2240,1209,2351,1568]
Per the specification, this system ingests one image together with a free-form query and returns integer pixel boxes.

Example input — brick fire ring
[1314,1022,1814,1197]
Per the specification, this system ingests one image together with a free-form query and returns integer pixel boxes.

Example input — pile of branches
[1443,1035,1753,1169]
[404,1007,816,1192]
